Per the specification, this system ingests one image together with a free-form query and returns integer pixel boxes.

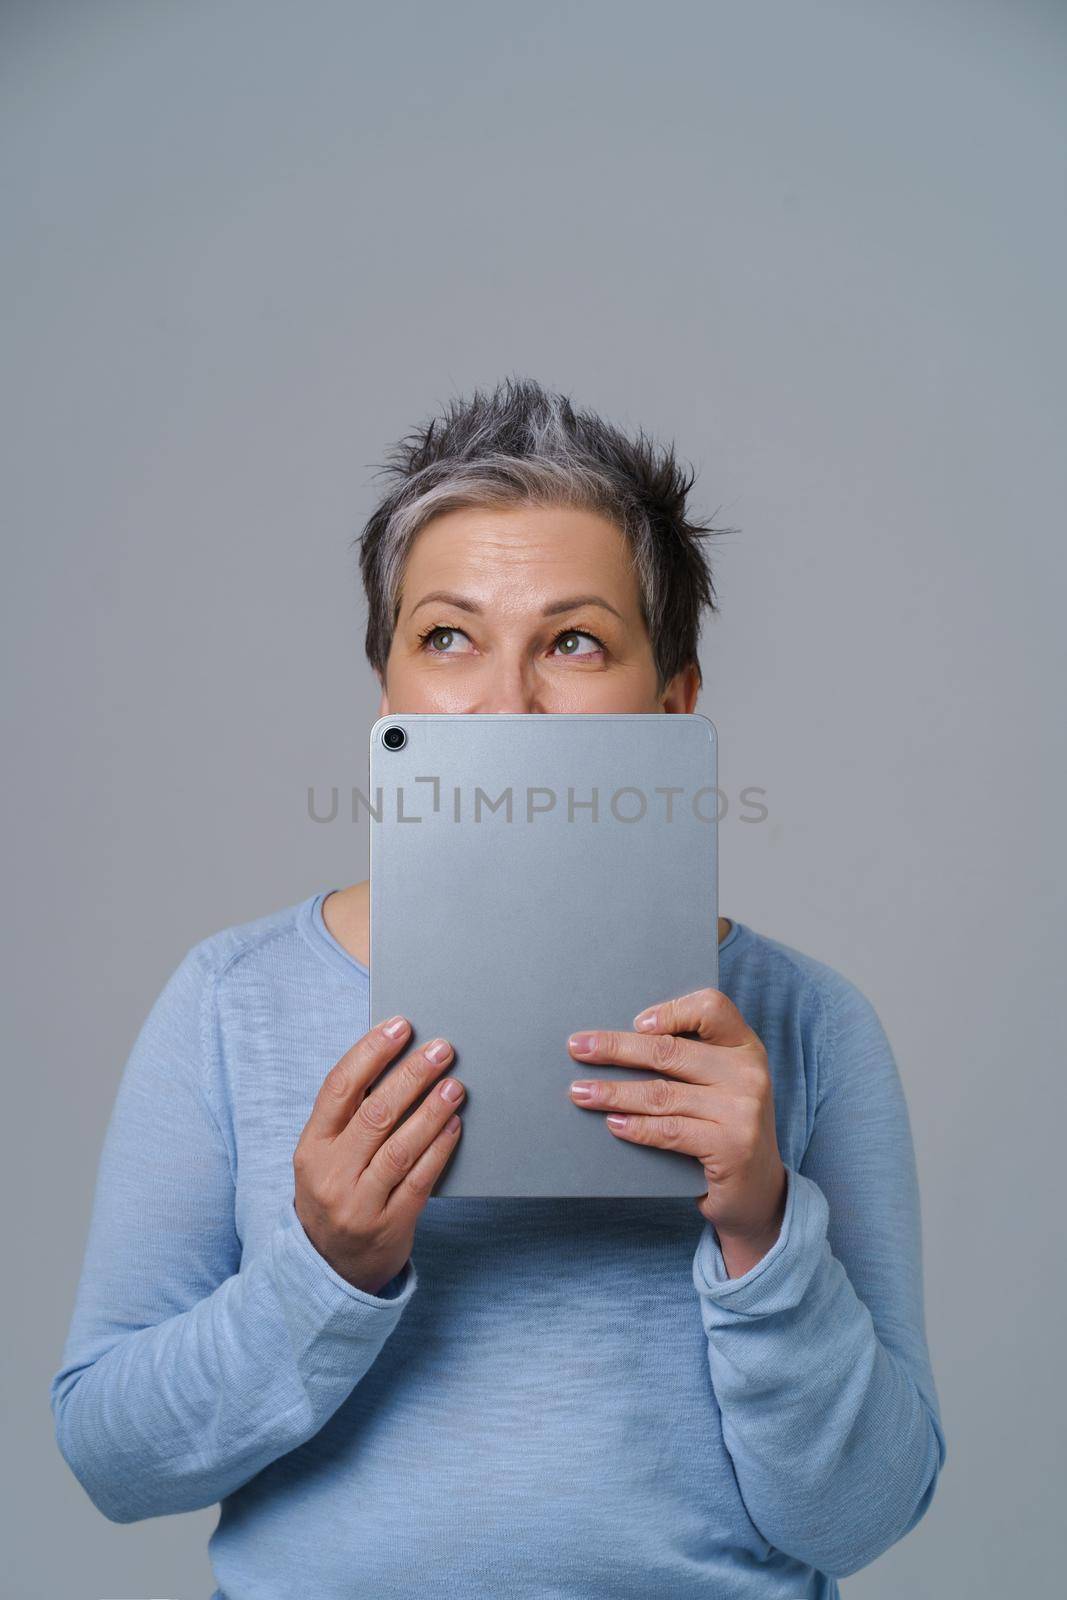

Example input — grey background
[3,0,1063,1595]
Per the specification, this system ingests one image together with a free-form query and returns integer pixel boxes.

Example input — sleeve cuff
[276,1196,418,1325]
[692,1165,830,1321]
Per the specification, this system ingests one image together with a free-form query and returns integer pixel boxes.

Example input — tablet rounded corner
[369,713,408,753]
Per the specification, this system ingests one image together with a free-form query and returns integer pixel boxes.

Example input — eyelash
[416,624,608,656]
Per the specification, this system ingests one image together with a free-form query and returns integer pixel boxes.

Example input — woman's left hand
[567,988,788,1276]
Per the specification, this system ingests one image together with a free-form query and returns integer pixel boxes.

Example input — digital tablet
[368,712,719,1198]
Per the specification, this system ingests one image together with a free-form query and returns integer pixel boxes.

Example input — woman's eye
[420,626,472,654]
[553,629,603,658]
[418,625,603,659]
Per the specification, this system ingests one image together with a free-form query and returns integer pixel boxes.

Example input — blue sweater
[51,891,946,1599]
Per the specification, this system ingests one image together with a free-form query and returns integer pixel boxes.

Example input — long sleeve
[691,973,947,1580]
[50,944,418,1525]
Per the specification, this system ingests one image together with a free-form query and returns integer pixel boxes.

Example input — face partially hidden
[378,503,701,718]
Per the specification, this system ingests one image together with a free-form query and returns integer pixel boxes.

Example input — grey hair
[355,374,732,692]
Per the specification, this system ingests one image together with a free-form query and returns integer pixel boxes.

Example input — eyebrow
[409,590,625,622]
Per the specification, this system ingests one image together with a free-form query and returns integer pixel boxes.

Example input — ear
[660,661,701,714]
[377,682,389,717]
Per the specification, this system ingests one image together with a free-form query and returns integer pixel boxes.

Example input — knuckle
[735,1094,764,1138]
[357,1093,393,1133]
[383,1137,412,1175]
[358,1029,395,1069]
[646,1076,675,1112]
[309,1170,339,1214]
[700,988,729,1021]
[651,1031,682,1070]
[402,1054,429,1092]
[323,1064,351,1101]
[405,1165,435,1199]
[743,1059,770,1092]
[658,1115,683,1144]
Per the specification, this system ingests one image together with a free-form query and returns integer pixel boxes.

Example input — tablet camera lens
[382,726,406,750]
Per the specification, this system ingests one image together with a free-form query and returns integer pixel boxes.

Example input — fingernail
[569,1081,596,1100]
[606,1114,628,1129]
[440,1078,464,1102]
[383,1016,408,1038]
[569,1033,597,1054]
[633,1010,657,1031]
[424,1038,451,1064]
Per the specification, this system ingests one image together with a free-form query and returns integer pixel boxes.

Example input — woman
[51,376,946,1598]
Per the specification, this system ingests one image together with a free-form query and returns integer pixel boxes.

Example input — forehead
[399,503,640,607]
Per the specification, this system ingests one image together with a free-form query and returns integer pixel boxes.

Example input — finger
[305,1016,413,1140]
[569,1075,722,1121]
[631,987,755,1048]
[602,1110,717,1162]
[385,1110,463,1219]
[358,1070,465,1208]
[337,1034,457,1170]
[567,1025,721,1085]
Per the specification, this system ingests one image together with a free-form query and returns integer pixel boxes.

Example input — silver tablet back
[368,713,718,1198]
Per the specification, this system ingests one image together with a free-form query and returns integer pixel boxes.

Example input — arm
[691,976,947,1579]
[49,944,417,1524]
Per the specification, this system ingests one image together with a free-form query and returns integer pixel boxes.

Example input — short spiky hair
[355,374,729,692]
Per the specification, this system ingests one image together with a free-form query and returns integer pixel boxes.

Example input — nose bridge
[479,634,544,713]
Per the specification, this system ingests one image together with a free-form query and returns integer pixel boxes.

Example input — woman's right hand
[292,1015,463,1295]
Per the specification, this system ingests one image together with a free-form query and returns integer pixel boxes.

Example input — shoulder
[160,900,299,996]
[167,893,338,1013]
[185,897,311,972]
[130,894,340,1112]
[724,920,875,1030]
[722,923,893,1113]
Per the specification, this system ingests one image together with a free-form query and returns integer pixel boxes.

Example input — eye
[551,628,605,659]
[417,625,473,655]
